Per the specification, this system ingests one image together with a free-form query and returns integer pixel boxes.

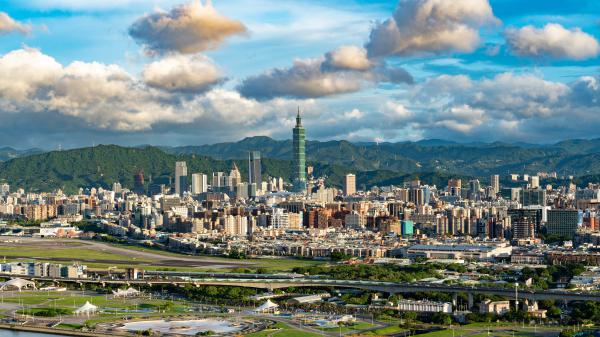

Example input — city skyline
[0,0,599,148]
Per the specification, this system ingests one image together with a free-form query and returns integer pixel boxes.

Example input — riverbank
[0,324,117,337]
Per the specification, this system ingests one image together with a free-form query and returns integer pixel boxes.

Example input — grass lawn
[0,240,326,273]
[2,292,188,315]
[245,322,322,337]
[363,324,406,336]
[411,324,563,337]
[0,246,150,263]
[318,321,375,332]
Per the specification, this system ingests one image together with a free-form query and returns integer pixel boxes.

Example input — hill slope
[1,145,452,193]
[165,136,600,176]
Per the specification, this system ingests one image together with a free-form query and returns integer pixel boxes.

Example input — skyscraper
[344,174,356,196]
[133,170,145,195]
[292,108,306,192]
[191,173,208,195]
[249,151,262,187]
[491,174,500,195]
[230,163,242,189]
[175,161,188,196]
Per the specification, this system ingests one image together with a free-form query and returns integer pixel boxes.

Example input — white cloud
[506,23,600,60]
[0,47,311,141]
[238,46,412,100]
[128,0,247,55]
[142,54,223,93]
[0,12,32,35]
[323,46,372,71]
[366,0,498,57]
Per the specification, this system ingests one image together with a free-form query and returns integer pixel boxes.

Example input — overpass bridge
[7,274,600,303]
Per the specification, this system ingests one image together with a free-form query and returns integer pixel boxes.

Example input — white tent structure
[0,278,36,292]
[74,301,98,316]
[112,287,141,298]
[254,299,279,314]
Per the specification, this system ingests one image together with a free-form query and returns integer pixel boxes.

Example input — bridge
[6,273,600,303]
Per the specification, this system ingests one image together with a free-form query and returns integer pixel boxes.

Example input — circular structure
[115,318,248,336]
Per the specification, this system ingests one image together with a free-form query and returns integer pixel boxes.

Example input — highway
[6,273,600,303]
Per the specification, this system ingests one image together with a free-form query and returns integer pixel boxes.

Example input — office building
[448,179,461,197]
[501,187,520,201]
[292,109,307,192]
[521,188,546,206]
[230,163,242,189]
[191,173,208,195]
[174,161,188,196]
[133,170,145,195]
[249,151,262,187]
[511,216,535,240]
[547,209,582,239]
[344,174,356,196]
[530,176,540,189]
[396,299,452,314]
[401,220,414,237]
[491,174,500,195]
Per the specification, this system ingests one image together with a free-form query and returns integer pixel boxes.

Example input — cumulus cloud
[238,46,412,100]
[0,47,313,145]
[322,46,372,71]
[128,0,247,55]
[0,12,32,35]
[366,0,498,57]
[142,54,223,93]
[505,23,600,60]
[397,72,600,141]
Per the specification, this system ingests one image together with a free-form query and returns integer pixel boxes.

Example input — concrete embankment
[0,324,118,337]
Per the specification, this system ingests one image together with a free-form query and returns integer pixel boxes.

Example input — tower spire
[296,106,302,126]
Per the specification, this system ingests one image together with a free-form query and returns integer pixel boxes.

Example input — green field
[411,324,562,337]
[362,324,406,336]
[245,322,322,337]
[0,240,327,273]
[317,321,375,332]
[2,291,185,313]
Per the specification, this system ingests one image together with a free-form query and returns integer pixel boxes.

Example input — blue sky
[0,0,599,148]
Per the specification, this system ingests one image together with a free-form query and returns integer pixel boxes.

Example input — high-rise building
[521,188,546,206]
[229,163,242,189]
[511,216,535,240]
[448,179,461,197]
[491,175,500,195]
[249,151,262,187]
[212,172,225,189]
[530,176,540,189]
[191,173,208,195]
[133,170,145,195]
[175,161,188,196]
[292,108,306,192]
[344,174,356,196]
[547,209,582,239]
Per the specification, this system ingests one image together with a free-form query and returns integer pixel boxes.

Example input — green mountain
[164,136,600,177]
[0,147,44,162]
[0,145,448,193]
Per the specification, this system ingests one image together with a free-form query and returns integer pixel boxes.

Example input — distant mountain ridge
[162,136,600,177]
[3,137,600,192]
[0,147,44,162]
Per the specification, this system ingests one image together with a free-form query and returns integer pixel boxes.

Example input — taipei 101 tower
[292,108,307,193]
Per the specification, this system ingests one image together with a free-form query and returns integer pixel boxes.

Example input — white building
[396,299,452,313]
[191,173,208,195]
[406,242,512,261]
[270,208,289,229]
